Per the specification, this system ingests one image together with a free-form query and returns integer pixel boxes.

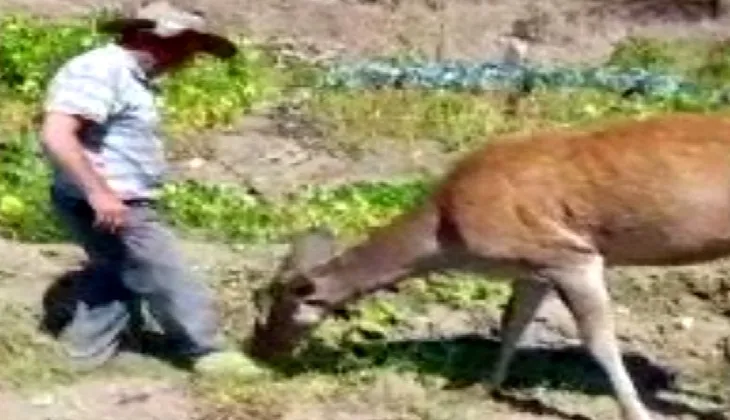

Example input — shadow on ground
[38,267,82,339]
[266,333,727,420]
[37,267,200,371]
[37,268,728,420]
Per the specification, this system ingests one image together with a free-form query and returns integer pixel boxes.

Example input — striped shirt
[43,43,167,201]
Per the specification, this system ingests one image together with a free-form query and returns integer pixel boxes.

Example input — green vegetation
[0,130,434,243]
[0,14,284,138]
[0,303,75,387]
[605,35,730,88]
[0,134,61,241]
[306,85,724,152]
[161,177,432,243]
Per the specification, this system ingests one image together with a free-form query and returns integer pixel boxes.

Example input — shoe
[58,316,125,373]
[61,336,120,372]
[192,350,268,379]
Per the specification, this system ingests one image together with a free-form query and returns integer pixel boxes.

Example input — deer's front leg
[549,256,654,420]
[488,277,551,391]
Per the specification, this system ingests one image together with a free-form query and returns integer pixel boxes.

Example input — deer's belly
[597,217,730,266]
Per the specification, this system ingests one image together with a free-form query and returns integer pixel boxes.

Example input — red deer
[248,112,730,420]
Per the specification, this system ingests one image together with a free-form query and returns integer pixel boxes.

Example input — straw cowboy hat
[98,0,238,59]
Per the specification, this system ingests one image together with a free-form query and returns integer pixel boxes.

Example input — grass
[0,303,75,388]
[606,35,730,89]
[305,84,727,154]
[304,35,730,154]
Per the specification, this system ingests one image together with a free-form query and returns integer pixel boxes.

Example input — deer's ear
[288,226,337,272]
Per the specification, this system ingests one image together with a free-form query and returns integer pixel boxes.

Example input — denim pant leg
[50,189,135,362]
[119,204,223,357]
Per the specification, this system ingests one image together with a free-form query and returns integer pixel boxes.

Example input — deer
[246,112,730,420]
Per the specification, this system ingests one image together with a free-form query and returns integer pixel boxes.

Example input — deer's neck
[309,203,442,308]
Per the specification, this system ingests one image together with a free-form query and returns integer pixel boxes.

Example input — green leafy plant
[159,41,280,135]
[0,14,106,99]
[606,36,678,72]
[693,40,730,88]
[0,133,64,242]
[159,179,432,243]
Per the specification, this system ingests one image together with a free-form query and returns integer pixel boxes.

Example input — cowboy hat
[98,0,238,59]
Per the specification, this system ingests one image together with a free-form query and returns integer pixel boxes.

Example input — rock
[117,390,151,405]
[687,347,702,358]
[674,316,694,331]
[30,393,54,407]
[187,157,206,169]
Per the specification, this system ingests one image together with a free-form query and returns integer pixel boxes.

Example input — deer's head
[247,227,338,362]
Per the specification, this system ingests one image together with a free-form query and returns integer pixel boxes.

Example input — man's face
[141,30,208,73]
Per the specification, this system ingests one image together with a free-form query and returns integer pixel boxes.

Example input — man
[40,0,262,376]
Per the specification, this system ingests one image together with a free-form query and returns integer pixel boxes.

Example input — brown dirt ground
[168,111,451,200]
[0,377,197,420]
[0,235,727,420]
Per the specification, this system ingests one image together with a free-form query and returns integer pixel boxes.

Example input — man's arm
[40,112,112,198]
[41,111,128,232]
[41,59,130,232]
[41,112,128,232]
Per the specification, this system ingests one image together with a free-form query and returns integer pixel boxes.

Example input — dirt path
[1,377,196,420]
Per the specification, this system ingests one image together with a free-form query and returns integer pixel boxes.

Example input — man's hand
[88,189,129,233]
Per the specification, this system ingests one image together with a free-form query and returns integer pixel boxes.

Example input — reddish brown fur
[435,112,730,267]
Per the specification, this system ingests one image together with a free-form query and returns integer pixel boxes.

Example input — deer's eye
[289,275,315,297]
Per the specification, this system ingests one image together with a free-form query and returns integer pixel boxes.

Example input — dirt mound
[4,0,730,65]
[170,112,449,199]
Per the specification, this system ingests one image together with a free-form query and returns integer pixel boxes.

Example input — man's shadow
[37,265,196,370]
[38,267,84,339]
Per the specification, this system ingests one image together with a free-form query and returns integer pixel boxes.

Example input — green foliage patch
[607,35,730,89]
[306,84,726,152]
[160,178,432,243]
[0,14,281,136]
[0,131,434,243]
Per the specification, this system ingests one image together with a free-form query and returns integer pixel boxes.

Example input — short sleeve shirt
[43,43,167,201]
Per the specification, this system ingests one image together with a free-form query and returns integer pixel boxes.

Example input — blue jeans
[50,186,222,366]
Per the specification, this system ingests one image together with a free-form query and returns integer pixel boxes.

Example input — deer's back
[434,113,730,266]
